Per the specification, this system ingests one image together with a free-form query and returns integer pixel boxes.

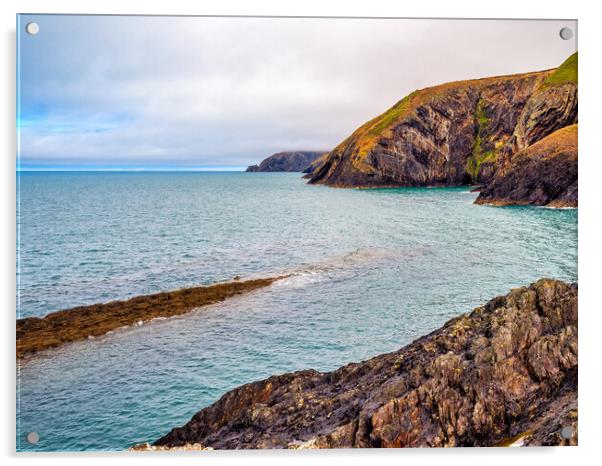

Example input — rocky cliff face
[246,151,327,172]
[511,53,578,154]
[302,153,329,177]
[475,125,577,207]
[309,53,577,191]
[152,279,577,449]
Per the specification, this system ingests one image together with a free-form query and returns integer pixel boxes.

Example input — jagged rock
[309,53,577,189]
[302,153,329,178]
[511,53,578,153]
[130,442,212,451]
[246,151,327,172]
[153,279,577,449]
[475,125,577,207]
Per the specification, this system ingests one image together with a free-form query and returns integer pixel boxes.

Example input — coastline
[149,278,578,449]
[474,198,578,208]
[16,276,283,359]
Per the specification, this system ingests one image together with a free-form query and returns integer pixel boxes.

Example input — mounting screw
[25,22,39,35]
[560,426,574,440]
[559,27,573,40]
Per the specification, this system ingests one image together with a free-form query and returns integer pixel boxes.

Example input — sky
[17,15,577,171]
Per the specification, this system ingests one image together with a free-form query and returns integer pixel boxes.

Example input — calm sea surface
[16,172,577,451]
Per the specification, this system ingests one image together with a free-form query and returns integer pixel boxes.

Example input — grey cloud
[18,15,577,168]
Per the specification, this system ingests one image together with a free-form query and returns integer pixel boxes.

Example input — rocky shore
[152,278,577,449]
[308,53,577,207]
[17,276,282,358]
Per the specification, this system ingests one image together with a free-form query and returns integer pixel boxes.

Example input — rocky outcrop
[302,153,329,178]
[475,125,577,207]
[309,53,577,189]
[153,279,577,449]
[510,53,578,154]
[246,151,327,172]
[17,276,282,358]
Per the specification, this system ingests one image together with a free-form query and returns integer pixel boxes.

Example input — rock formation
[510,53,578,154]
[302,153,329,178]
[152,279,577,449]
[17,276,282,358]
[246,151,327,172]
[308,53,578,201]
[475,125,577,207]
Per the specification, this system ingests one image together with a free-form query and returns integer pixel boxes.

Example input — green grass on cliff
[332,66,562,174]
[466,99,496,182]
[543,52,578,87]
[368,91,417,137]
[335,90,419,172]
[466,149,496,181]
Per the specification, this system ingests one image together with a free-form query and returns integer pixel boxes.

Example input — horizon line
[17,167,248,173]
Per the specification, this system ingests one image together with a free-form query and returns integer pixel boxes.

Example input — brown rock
[153,279,577,449]
[511,53,578,153]
[309,53,577,191]
[511,84,577,152]
[309,71,550,187]
[16,276,283,358]
[475,125,577,207]
[302,153,330,178]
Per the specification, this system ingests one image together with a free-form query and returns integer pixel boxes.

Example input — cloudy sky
[17,15,576,170]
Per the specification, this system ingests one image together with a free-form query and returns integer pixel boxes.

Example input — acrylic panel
[16,15,578,451]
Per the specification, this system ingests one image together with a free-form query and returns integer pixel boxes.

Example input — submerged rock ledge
[16,276,282,359]
[152,279,577,449]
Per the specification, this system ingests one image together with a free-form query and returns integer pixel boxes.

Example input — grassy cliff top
[543,52,578,88]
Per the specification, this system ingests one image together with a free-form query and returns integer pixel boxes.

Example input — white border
[2,1,601,465]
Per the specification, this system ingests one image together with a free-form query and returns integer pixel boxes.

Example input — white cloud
[18,15,577,168]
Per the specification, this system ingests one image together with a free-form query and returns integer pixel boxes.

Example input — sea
[16,171,577,451]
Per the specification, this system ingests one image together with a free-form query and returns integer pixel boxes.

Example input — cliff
[308,53,577,193]
[302,152,329,177]
[246,151,327,172]
[475,125,577,207]
[509,53,578,154]
[152,279,577,449]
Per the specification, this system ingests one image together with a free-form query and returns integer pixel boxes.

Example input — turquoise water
[16,172,577,451]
